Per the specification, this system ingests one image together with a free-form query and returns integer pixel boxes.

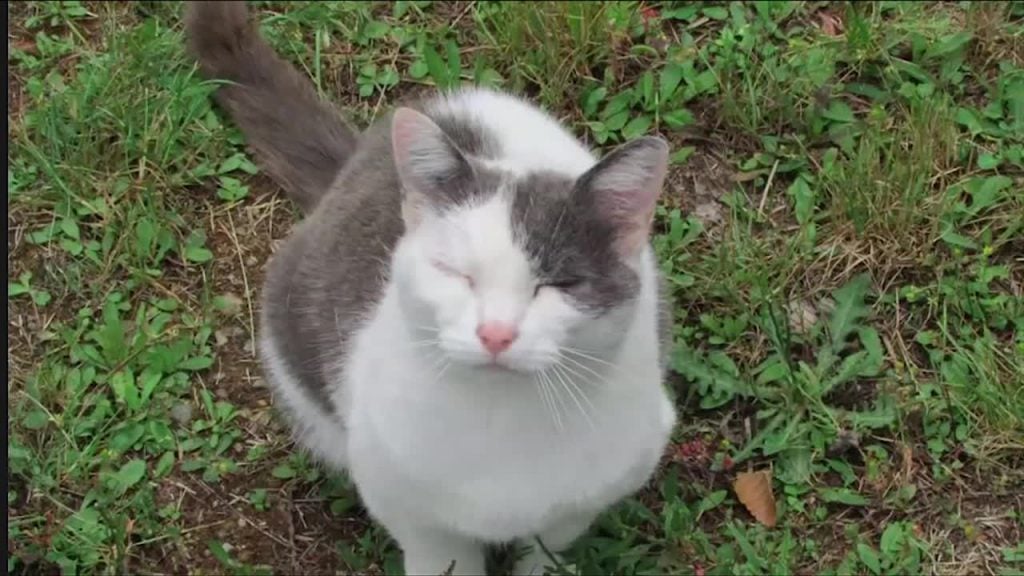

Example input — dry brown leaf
[817,11,845,37]
[733,469,777,527]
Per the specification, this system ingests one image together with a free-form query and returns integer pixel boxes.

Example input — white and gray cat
[185,3,678,574]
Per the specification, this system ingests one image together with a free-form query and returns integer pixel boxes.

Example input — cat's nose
[476,322,519,355]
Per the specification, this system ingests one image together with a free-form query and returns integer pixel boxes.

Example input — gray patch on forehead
[415,107,505,208]
[509,171,639,314]
[426,160,505,211]
[428,109,502,160]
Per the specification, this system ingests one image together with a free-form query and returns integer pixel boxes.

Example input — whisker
[556,351,611,387]
[548,370,569,432]
[555,357,611,391]
[561,346,616,368]
[554,362,598,414]
[430,360,451,386]
[551,363,595,431]
[539,370,564,432]
[405,339,440,348]
[533,373,558,432]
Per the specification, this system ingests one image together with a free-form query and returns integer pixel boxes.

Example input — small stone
[237,517,246,528]
[250,410,273,426]
[828,429,861,455]
[170,402,193,426]
[693,201,723,227]
[215,387,229,399]
[214,329,230,347]
[787,299,818,335]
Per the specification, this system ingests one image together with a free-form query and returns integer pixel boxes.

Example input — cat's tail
[184,1,357,214]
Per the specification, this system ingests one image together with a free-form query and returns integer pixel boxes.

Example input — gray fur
[392,108,504,212]
[261,118,404,412]
[510,172,639,314]
[431,111,502,159]
[184,1,357,214]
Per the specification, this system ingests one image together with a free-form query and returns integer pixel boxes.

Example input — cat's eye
[534,279,582,296]
[432,261,474,288]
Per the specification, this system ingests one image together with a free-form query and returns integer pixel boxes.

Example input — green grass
[8,1,1024,575]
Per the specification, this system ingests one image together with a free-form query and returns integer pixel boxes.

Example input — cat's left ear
[391,107,475,229]
[575,136,669,256]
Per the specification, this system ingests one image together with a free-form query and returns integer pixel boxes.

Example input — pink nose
[476,322,519,355]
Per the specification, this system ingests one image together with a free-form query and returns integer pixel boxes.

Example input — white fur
[428,89,597,178]
[262,88,676,576]
[260,333,350,471]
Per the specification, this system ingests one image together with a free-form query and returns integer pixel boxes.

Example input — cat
[185,2,678,574]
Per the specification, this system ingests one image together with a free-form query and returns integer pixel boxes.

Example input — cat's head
[390,107,668,374]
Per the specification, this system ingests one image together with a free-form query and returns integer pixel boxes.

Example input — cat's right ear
[574,136,669,257]
[391,107,473,228]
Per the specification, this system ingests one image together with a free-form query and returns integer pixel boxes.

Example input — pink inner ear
[391,108,434,165]
[591,146,667,254]
[606,188,659,254]
[607,184,660,223]
[591,136,667,200]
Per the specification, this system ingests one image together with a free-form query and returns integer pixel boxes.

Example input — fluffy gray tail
[184,1,356,214]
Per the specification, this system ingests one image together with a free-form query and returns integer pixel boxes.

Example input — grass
[7,1,1024,575]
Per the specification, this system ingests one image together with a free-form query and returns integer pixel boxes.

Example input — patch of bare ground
[149,464,375,575]
[141,177,382,575]
[197,177,295,408]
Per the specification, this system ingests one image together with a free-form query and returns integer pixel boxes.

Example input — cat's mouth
[454,352,543,376]
[477,361,517,374]
[433,335,554,375]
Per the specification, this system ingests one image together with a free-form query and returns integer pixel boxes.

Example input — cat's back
[260,117,403,411]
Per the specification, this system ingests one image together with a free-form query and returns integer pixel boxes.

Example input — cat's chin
[455,355,548,377]
[472,362,519,375]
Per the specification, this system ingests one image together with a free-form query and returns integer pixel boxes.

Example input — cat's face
[390,107,668,375]
[396,191,636,373]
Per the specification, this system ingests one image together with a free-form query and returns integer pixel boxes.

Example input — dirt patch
[149,178,380,575]
[148,463,375,575]
[183,176,298,406]
[665,148,735,235]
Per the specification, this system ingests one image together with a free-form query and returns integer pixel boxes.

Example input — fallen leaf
[733,469,777,527]
[818,11,845,37]
[639,4,660,24]
[12,39,37,54]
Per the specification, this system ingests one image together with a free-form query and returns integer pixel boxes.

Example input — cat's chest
[345,333,672,486]
[343,348,674,540]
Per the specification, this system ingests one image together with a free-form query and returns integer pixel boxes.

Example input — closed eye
[534,278,583,296]
[432,260,474,288]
